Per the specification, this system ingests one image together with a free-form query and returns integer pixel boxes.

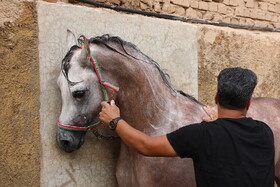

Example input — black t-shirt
[167,118,275,187]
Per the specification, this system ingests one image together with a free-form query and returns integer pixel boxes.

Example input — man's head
[216,67,257,110]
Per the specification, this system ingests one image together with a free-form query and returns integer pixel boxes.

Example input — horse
[56,30,280,186]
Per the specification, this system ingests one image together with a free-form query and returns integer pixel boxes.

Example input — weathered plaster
[0,1,40,186]
[37,2,197,186]
[198,25,280,105]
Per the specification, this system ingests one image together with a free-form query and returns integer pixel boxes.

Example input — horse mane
[62,34,200,104]
[61,45,80,86]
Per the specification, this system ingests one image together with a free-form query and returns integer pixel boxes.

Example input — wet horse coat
[56,30,280,186]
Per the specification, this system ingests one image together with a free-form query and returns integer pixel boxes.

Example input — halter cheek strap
[57,48,119,132]
[90,50,119,102]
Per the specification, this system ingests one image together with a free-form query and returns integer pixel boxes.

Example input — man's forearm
[115,120,177,157]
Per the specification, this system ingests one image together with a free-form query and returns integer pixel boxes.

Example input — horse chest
[116,144,196,187]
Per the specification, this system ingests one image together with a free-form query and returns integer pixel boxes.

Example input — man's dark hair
[217,67,257,109]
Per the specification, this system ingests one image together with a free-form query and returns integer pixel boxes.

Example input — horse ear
[66,29,77,49]
[78,37,90,67]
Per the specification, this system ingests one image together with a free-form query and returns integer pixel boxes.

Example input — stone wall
[1,1,279,187]
[43,0,280,29]
[0,1,40,187]
[198,25,280,105]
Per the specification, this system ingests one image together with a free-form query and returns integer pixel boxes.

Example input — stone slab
[37,1,198,186]
[198,25,280,105]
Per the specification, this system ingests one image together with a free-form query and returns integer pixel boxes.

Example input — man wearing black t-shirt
[99,67,275,187]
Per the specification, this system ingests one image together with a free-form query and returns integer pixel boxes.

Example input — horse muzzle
[56,129,85,153]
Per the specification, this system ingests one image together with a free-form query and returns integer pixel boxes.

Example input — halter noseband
[57,47,119,132]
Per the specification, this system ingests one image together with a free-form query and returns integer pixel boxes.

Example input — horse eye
[72,90,85,98]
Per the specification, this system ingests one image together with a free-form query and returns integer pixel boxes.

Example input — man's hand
[99,100,120,124]
[202,105,218,122]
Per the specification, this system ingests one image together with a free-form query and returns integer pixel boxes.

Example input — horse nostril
[61,140,70,147]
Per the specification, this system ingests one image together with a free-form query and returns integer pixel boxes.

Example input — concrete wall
[38,1,197,186]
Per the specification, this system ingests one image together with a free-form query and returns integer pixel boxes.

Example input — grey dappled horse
[56,30,280,186]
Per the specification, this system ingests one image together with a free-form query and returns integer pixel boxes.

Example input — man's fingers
[202,117,211,122]
[110,100,115,105]
[101,101,109,107]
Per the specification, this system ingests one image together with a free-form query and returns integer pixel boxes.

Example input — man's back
[167,118,275,187]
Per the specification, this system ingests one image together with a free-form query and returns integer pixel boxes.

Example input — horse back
[248,97,280,178]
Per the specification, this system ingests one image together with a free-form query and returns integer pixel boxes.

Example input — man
[99,67,274,187]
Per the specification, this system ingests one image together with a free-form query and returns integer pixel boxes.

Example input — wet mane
[62,34,200,103]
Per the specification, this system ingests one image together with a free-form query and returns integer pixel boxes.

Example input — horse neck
[93,45,203,134]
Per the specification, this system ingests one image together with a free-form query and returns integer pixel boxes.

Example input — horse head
[56,29,199,153]
[56,30,111,152]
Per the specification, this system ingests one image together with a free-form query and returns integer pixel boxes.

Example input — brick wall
[43,0,280,29]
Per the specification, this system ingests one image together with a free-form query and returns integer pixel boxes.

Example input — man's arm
[99,100,177,157]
